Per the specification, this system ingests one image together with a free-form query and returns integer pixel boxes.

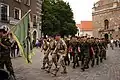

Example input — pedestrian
[9,33,16,58]
[11,40,16,58]
[15,42,20,57]
[36,39,40,48]
[110,38,114,50]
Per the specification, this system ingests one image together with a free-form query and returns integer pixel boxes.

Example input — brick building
[92,0,120,39]
[0,0,42,41]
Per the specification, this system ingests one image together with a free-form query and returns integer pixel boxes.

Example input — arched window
[104,19,109,29]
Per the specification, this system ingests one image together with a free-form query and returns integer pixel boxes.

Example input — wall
[93,1,120,39]
[81,30,93,37]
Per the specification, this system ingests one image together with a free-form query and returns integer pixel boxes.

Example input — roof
[80,21,93,31]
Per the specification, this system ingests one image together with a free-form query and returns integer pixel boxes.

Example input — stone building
[0,0,42,41]
[92,0,120,40]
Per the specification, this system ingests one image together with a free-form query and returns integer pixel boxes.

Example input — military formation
[41,35,108,76]
[0,25,108,78]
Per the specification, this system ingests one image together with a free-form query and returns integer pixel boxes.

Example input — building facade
[92,0,120,39]
[0,0,42,41]
[76,21,93,37]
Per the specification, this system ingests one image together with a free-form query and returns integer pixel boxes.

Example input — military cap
[55,34,61,36]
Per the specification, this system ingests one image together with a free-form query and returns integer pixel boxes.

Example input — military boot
[61,67,67,74]
[41,63,46,69]
[96,58,99,65]
[91,59,95,67]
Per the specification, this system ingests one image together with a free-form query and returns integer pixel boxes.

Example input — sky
[63,0,99,23]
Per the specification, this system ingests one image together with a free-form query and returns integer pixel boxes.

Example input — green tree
[42,0,78,37]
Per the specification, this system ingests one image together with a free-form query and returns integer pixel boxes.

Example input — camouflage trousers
[55,53,66,73]
[73,53,79,68]
[42,52,49,68]
[99,49,106,63]
[47,51,67,75]
[95,51,100,65]
[47,50,58,72]
[81,53,90,71]
[0,54,14,75]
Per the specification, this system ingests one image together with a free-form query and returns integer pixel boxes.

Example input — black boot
[96,58,99,65]
[100,58,103,63]
[81,67,85,71]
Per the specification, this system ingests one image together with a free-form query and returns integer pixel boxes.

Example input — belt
[50,48,54,50]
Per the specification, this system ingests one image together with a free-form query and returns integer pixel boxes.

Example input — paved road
[12,46,120,80]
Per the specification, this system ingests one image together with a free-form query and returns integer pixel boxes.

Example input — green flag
[11,10,33,63]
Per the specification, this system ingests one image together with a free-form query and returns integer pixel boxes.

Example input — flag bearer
[0,27,16,79]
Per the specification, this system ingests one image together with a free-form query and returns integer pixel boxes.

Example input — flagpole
[26,12,31,63]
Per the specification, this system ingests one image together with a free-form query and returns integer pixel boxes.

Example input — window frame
[14,7,21,20]
[15,0,22,2]
[0,3,9,21]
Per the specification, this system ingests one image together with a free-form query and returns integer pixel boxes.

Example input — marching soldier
[81,36,90,71]
[64,37,70,66]
[52,34,67,76]
[88,37,95,67]
[102,38,107,60]
[98,39,105,63]
[94,38,100,65]
[0,27,16,79]
[46,35,57,73]
[41,37,50,69]
[69,36,79,69]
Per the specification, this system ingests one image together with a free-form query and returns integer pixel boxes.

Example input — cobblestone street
[12,46,120,80]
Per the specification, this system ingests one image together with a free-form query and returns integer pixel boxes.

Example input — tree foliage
[42,0,78,36]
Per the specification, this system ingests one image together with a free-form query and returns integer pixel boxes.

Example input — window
[14,8,21,20]
[24,0,31,6]
[15,0,22,2]
[33,14,37,26]
[0,3,9,21]
[104,19,109,29]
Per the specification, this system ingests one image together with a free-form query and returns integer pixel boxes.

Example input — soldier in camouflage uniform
[41,38,50,69]
[64,37,70,66]
[69,36,79,69]
[52,34,67,76]
[46,36,57,73]
[98,39,106,63]
[88,37,95,67]
[0,27,16,79]
[102,38,107,60]
[81,36,90,71]
[94,38,100,65]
